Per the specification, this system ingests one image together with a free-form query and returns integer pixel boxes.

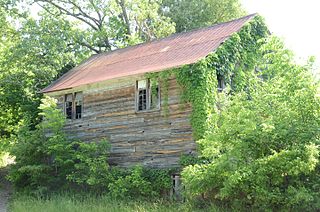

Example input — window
[217,74,225,92]
[150,81,160,109]
[137,80,147,111]
[65,94,73,119]
[75,92,83,119]
[64,92,83,119]
[136,79,160,111]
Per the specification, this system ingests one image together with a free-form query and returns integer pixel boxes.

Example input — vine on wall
[146,16,269,140]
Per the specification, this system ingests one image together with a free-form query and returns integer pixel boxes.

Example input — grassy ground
[9,194,223,212]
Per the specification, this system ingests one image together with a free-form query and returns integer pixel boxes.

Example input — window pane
[136,79,160,111]
[138,80,147,89]
[138,89,147,111]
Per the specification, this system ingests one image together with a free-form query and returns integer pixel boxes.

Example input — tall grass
[9,194,223,212]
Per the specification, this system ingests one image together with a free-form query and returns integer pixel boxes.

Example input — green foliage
[65,140,111,189]
[10,193,224,212]
[8,97,110,194]
[142,168,173,196]
[108,166,153,199]
[0,12,89,149]
[108,166,172,199]
[9,97,173,198]
[210,16,269,92]
[162,0,245,32]
[144,17,269,140]
[181,37,320,210]
[0,0,176,150]
[175,16,269,140]
[175,58,218,140]
[23,0,175,52]
[179,154,205,167]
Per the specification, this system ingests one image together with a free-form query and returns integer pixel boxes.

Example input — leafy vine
[145,16,269,140]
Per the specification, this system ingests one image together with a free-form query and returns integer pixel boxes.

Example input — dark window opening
[75,92,83,119]
[138,89,147,111]
[136,79,160,111]
[65,94,73,119]
[64,92,83,120]
[217,74,225,92]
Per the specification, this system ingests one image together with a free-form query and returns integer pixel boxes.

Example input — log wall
[51,75,196,168]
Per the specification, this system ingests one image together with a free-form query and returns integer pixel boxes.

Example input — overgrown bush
[8,97,110,195]
[182,37,320,211]
[108,166,173,199]
[8,97,173,198]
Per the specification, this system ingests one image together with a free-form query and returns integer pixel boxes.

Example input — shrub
[181,37,320,210]
[8,97,174,198]
[108,166,153,199]
[8,97,110,194]
[108,166,173,199]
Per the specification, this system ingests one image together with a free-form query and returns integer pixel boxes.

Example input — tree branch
[63,0,101,27]
[35,0,99,31]
[88,0,103,27]
[116,0,131,36]
[77,42,101,54]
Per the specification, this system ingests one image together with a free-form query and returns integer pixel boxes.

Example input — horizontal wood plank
[54,76,195,168]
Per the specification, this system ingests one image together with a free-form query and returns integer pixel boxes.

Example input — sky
[242,0,320,65]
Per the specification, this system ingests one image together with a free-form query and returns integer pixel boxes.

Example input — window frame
[64,92,83,120]
[65,93,73,119]
[135,79,160,112]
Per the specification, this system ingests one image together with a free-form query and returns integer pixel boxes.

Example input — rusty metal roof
[42,14,257,93]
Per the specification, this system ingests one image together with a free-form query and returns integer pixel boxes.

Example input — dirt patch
[0,167,12,212]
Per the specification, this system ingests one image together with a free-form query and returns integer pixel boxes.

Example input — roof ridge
[95,13,257,58]
[95,36,231,68]
[41,13,258,93]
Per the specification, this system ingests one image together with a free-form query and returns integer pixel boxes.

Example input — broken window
[136,79,160,111]
[150,80,160,110]
[75,92,83,119]
[64,92,83,119]
[137,80,147,111]
[65,94,73,119]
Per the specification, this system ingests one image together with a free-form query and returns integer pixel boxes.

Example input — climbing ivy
[175,59,218,140]
[146,16,269,140]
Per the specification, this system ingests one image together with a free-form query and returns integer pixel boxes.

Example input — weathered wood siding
[52,75,195,168]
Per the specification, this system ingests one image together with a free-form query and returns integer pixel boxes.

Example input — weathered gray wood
[53,76,196,168]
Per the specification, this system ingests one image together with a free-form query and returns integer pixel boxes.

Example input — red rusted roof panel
[42,14,256,93]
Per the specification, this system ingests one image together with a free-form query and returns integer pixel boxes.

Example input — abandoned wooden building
[42,13,264,168]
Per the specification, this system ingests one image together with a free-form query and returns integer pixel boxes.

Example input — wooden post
[171,174,182,200]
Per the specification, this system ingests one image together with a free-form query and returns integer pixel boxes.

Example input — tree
[33,0,176,53]
[0,5,22,145]
[8,96,110,193]
[181,36,320,210]
[0,12,89,142]
[161,0,245,32]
